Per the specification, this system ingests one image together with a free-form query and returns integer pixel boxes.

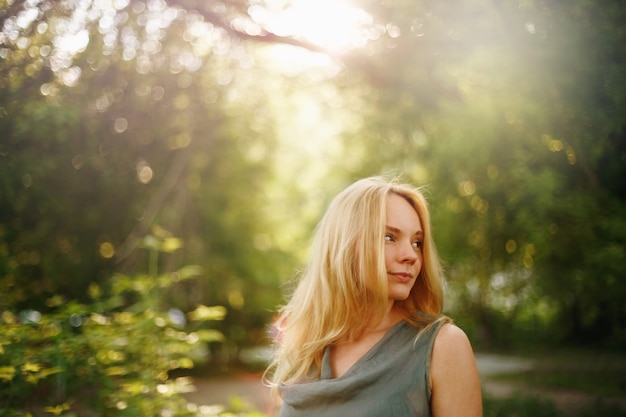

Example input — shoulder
[431,323,476,378]
[433,322,472,354]
[430,323,483,416]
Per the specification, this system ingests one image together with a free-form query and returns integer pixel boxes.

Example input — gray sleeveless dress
[279,319,445,417]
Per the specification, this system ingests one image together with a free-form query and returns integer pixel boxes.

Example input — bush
[0,233,266,417]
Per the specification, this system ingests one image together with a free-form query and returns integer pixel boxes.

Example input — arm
[430,323,483,417]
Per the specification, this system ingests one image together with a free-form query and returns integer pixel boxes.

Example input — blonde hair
[266,176,446,396]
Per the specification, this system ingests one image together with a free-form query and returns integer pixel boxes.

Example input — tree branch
[166,0,333,55]
[115,147,193,263]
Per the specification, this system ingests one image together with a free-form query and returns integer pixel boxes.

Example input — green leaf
[0,366,16,382]
[188,305,227,321]
[196,329,225,343]
[160,237,183,253]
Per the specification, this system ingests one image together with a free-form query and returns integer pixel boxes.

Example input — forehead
[386,193,422,231]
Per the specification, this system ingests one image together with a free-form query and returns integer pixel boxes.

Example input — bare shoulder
[431,323,476,376]
[433,323,473,356]
[430,323,483,417]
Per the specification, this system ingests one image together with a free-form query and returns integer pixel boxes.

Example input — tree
[330,0,626,347]
[0,0,308,350]
[2,0,624,353]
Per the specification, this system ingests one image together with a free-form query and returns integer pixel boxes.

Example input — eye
[412,240,423,250]
[384,234,394,242]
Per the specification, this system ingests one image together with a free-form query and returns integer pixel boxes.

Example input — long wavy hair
[266,176,446,396]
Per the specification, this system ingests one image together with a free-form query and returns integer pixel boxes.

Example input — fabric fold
[279,319,445,417]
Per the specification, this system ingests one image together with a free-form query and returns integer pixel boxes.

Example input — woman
[267,177,482,416]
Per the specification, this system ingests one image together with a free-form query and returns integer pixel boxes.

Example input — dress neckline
[321,320,407,380]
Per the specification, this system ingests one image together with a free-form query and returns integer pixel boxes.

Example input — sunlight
[252,0,377,69]
[265,0,374,53]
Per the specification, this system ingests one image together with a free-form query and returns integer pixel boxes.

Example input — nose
[399,240,418,264]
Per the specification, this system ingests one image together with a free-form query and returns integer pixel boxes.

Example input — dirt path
[183,371,273,414]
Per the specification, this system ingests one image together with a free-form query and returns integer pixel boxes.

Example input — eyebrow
[385,225,424,237]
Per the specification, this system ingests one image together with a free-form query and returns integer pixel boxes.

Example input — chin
[388,289,412,301]
[389,281,415,300]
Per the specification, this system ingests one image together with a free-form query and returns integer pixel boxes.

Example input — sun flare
[253,0,375,56]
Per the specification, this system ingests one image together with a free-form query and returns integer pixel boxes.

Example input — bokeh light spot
[228,290,244,310]
[22,173,33,187]
[99,242,115,258]
[505,239,517,254]
[152,85,165,101]
[168,133,191,150]
[565,146,576,165]
[459,180,476,196]
[136,160,153,184]
[71,154,85,169]
[471,196,488,214]
[174,93,190,109]
[446,196,463,213]
[114,117,128,133]
[523,256,534,268]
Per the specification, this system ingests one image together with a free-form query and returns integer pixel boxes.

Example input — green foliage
[332,0,626,348]
[483,394,626,417]
[1,0,625,372]
[576,402,626,417]
[496,369,626,398]
[0,0,291,353]
[0,233,265,416]
[481,347,626,417]
[483,395,561,417]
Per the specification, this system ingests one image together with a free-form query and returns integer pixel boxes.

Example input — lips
[390,272,414,283]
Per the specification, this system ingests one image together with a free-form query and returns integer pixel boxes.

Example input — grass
[483,395,561,417]
[494,368,626,397]
[482,348,626,417]
[483,394,626,417]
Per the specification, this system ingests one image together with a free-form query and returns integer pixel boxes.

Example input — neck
[367,302,406,333]
[339,303,407,343]
[376,301,406,330]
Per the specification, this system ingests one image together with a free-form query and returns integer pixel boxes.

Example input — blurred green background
[1,0,625,415]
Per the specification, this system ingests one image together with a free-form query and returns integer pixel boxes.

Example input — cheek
[416,251,424,268]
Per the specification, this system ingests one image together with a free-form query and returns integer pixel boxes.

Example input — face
[384,193,424,302]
